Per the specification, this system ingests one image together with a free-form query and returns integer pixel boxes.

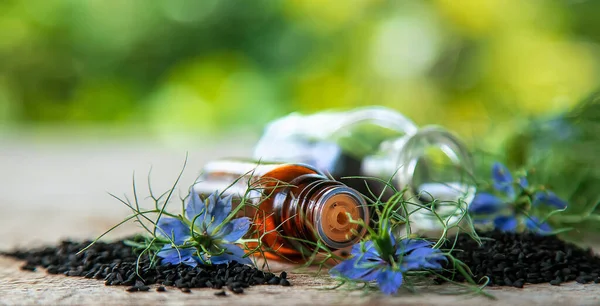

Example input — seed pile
[3,239,291,295]
[442,230,600,287]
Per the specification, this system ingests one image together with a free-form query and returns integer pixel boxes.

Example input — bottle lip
[389,126,477,233]
[362,126,476,202]
[394,126,476,203]
[311,185,369,249]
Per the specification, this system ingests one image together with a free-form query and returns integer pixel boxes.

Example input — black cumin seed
[2,237,292,294]
[20,264,36,272]
[550,279,561,286]
[576,276,591,284]
[493,254,506,261]
[513,279,524,288]
[440,230,600,287]
[267,276,281,285]
[232,287,244,294]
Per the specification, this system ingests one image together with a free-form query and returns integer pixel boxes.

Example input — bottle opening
[395,127,476,204]
[322,193,359,239]
[394,127,476,231]
[313,186,369,249]
[275,174,370,256]
[412,145,474,204]
[336,210,349,227]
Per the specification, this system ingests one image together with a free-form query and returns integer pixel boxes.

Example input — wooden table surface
[1,132,600,305]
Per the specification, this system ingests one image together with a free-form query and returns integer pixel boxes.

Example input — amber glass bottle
[193,160,370,261]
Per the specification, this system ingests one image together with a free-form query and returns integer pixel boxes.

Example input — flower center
[514,194,531,213]
[192,233,214,250]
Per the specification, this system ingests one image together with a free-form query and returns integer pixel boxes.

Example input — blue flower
[533,191,568,210]
[156,190,252,267]
[524,216,552,234]
[533,115,577,149]
[493,215,519,232]
[469,162,567,233]
[329,231,446,295]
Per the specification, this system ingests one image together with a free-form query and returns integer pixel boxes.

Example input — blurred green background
[1,0,600,142]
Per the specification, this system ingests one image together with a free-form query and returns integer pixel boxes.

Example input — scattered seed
[441,230,600,288]
[138,285,150,292]
[2,238,293,294]
[232,287,244,294]
[512,279,524,288]
[550,279,561,286]
[576,276,591,284]
[267,276,281,285]
[20,264,36,272]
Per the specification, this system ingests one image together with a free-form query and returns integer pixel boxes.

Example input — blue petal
[156,217,190,244]
[533,191,568,209]
[492,162,515,198]
[472,218,493,225]
[494,215,518,232]
[518,177,529,189]
[335,241,384,281]
[350,241,381,260]
[191,191,221,233]
[206,194,234,234]
[218,217,251,242]
[185,190,207,226]
[554,118,575,141]
[376,269,403,295]
[402,247,446,271]
[210,243,252,265]
[329,256,382,282]
[350,240,370,255]
[525,216,553,234]
[538,222,553,233]
[469,193,505,214]
[157,246,198,267]
[386,223,397,249]
[396,239,432,257]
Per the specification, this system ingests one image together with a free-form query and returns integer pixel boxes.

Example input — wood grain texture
[1,135,600,305]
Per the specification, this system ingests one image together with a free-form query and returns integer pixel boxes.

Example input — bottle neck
[274,174,369,252]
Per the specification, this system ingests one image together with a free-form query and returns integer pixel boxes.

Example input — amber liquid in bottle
[193,160,370,261]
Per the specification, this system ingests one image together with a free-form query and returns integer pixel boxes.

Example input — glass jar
[252,106,476,232]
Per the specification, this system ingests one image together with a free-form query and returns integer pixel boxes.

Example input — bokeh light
[0,0,599,143]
